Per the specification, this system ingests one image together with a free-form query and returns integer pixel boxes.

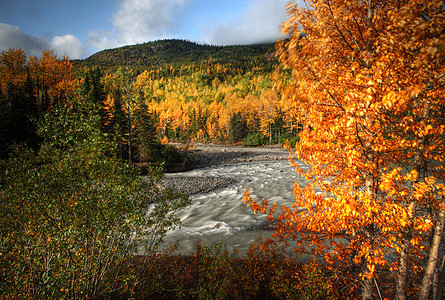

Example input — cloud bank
[113,0,188,45]
[0,23,86,59]
[86,29,118,52]
[0,23,49,57]
[51,35,86,59]
[102,0,291,48]
[86,0,191,54]
[205,0,289,45]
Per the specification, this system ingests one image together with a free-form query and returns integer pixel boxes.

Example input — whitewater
[161,159,312,255]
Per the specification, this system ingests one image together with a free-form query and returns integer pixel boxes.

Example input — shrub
[158,143,184,169]
[277,132,300,147]
[135,241,343,299]
[243,132,267,146]
[0,103,190,299]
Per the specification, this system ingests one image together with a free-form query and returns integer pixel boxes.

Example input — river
[161,159,312,255]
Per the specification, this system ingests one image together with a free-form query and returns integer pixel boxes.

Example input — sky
[0,0,295,59]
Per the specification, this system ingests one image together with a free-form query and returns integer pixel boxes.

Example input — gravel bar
[161,143,289,196]
[161,176,237,195]
[168,143,289,172]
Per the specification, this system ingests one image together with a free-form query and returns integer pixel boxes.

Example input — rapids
[161,159,312,255]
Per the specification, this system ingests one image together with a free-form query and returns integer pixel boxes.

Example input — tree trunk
[432,251,445,300]
[36,77,41,118]
[269,123,272,143]
[127,110,132,163]
[362,270,373,300]
[419,204,445,300]
[363,162,376,300]
[396,202,417,300]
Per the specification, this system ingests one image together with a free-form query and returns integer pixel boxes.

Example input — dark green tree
[228,112,248,143]
[82,67,109,131]
[109,87,127,160]
[133,102,160,163]
[0,70,38,158]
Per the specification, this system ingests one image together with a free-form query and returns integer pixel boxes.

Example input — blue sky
[0,0,294,59]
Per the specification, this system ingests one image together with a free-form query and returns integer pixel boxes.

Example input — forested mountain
[0,40,293,164]
[70,39,296,150]
[73,39,277,73]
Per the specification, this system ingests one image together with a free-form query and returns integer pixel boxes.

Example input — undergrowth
[124,242,348,299]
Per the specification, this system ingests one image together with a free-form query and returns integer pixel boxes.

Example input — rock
[246,220,278,231]
[161,143,288,195]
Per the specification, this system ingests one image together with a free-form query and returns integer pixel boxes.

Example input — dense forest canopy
[70,39,297,153]
[72,39,277,74]
[0,39,297,162]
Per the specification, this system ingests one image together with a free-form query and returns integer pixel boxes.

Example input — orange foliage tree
[133,62,292,144]
[0,49,28,90]
[258,89,280,142]
[0,48,77,155]
[29,50,77,111]
[243,1,445,299]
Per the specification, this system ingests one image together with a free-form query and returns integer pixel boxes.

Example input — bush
[0,103,190,299]
[158,144,184,169]
[277,132,300,147]
[135,241,343,299]
[243,132,267,146]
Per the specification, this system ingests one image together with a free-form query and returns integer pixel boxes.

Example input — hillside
[72,39,277,73]
[68,38,296,149]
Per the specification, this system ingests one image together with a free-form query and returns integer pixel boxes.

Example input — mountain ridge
[72,39,277,72]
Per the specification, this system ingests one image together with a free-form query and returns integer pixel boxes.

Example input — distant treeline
[72,39,278,75]
[1,40,298,162]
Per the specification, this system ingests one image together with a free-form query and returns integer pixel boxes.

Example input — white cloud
[51,35,86,59]
[0,0,298,59]
[0,0,196,59]
[112,0,188,45]
[204,0,289,45]
[0,23,49,57]
[87,30,118,51]
[0,23,87,59]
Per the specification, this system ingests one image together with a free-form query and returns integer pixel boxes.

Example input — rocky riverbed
[161,143,289,196]
[181,143,289,170]
[161,176,237,195]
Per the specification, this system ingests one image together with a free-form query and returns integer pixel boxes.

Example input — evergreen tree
[228,112,247,143]
[109,87,127,160]
[0,73,38,157]
[133,102,160,163]
[83,67,109,132]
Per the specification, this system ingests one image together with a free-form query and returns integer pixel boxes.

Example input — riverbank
[179,143,289,170]
[161,143,290,195]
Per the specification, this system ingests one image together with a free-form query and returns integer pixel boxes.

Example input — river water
[161,159,312,255]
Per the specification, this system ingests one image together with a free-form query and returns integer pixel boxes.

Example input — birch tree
[244,0,445,298]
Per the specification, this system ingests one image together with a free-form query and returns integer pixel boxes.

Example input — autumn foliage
[0,49,78,156]
[243,0,445,299]
[1,1,444,296]
[0,49,77,109]
[132,65,294,143]
[131,241,344,299]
